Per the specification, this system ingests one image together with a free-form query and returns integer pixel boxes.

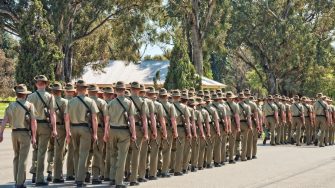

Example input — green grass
[0,102,10,119]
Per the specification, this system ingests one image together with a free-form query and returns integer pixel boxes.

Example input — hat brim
[52,88,64,91]
[17,91,32,95]
[65,89,76,92]
[226,95,237,99]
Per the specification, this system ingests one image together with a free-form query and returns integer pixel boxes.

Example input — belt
[304,116,310,117]
[266,115,274,117]
[177,124,184,128]
[316,115,326,117]
[56,122,63,125]
[292,116,301,117]
[240,120,247,122]
[110,126,129,130]
[98,124,104,128]
[12,128,29,132]
[135,122,141,126]
[71,123,89,127]
[37,119,49,123]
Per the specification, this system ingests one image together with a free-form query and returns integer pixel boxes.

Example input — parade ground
[1,130,335,188]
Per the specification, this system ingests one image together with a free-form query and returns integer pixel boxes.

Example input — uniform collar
[17,98,26,102]
[37,89,46,92]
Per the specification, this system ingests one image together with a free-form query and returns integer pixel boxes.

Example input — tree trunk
[63,45,73,82]
[191,28,203,76]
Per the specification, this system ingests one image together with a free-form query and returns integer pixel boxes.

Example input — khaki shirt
[27,89,56,120]
[290,102,304,117]
[257,104,263,118]
[244,99,258,118]
[212,102,227,122]
[159,100,177,125]
[5,99,36,129]
[238,102,251,120]
[225,101,240,116]
[108,96,136,127]
[66,95,99,124]
[55,96,68,124]
[301,103,313,117]
[90,96,108,125]
[313,99,329,116]
[153,101,165,122]
[173,102,191,125]
[129,95,148,123]
[195,109,203,126]
[262,102,278,117]
[189,107,196,122]
[285,103,291,116]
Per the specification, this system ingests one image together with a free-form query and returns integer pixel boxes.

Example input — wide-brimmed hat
[87,84,99,92]
[34,75,49,83]
[243,89,251,96]
[76,80,88,88]
[188,98,198,106]
[172,90,181,97]
[140,84,146,92]
[204,90,210,96]
[115,81,126,89]
[316,93,323,98]
[159,88,169,96]
[14,84,32,94]
[130,81,141,89]
[211,93,221,100]
[51,82,63,91]
[195,97,206,105]
[147,86,157,94]
[326,98,333,102]
[189,87,195,93]
[238,92,247,99]
[197,90,204,97]
[125,90,131,96]
[293,95,300,100]
[103,86,114,94]
[181,93,189,100]
[274,94,281,99]
[301,96,307,101]
[267,95,274,100]
[64,83,76,92]
[226,91,237,99]
[204,95,212,102]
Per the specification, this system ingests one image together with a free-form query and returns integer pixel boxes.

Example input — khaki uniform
[218,101,229,163]
[329,105,335,145]
[290,102,304,145]
[191,109,202,168]
[262,102,278,145]
[211,102,227,164]
[284,103,292,143]
[138,98,155,179]
[103,98,113,180]
[325,105,334,145]
[148,100,165,177]
[108,96,136,185]
[64,96,75,178]
[128,95,148,182]
[244,99,258,158]
[313,99,329,147]
[5,99,36,186]
[226,101,240,161]
[159,100,177,175]
[302,103,313,144]
[53,96,68,180]
[274,101,286,144]
[171,102,190,173]
[236,102,251,161]
[66,95,99,183]
[197,107,210,168]
[27,90,56,183]
[90,96,107,180]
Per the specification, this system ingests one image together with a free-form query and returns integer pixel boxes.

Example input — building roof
[77,60,226,88]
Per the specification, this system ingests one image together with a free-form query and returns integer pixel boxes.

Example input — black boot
[46,172,52,182]
[31,173,36,184]
[84,172,91,183]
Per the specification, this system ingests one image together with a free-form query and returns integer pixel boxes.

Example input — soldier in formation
[1,75,334,188]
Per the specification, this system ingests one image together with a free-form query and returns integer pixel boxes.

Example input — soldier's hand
[103,134,109,143]
[187,134,192,139]
[31,137,36,145]
[52,130,58,138]
[237,128,241,132]
[173,132,178,139]
[152,133,157,139]
[66,134,71,145]
[162,132,167,140]
[92,134,98,142]
[131,135,137,142]
[201,134,205,139]
[207,133,211,138]
[144,134,149,141]
[217,132,221,137]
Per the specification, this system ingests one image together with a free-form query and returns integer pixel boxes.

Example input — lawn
[0,102,9,119]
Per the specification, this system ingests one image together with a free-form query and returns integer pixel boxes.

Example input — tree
[15,0,63,89]
[164,31,201,90]
[0,49,15,97]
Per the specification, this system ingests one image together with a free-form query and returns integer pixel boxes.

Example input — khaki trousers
[109,128,130,185]
[228,125,237,161]
[206,127,216,165]
[305,118,313,144]
[174,127,186,173]
[316,116,328,146]
[92,127,104,179]
[103,140,111,178]
[12,131,31,185]
[36,123,52,183]
[148,130,162,177]
[197,137,207,168]
[66,139,75,177]
[53,125,66,179]
[275,121,283,144]
[71,126,91,182]
[182,136,192,170]
[190,129,200,167]
[160,127,173,174]
[266,117,277,145]
[292,117,303,145]
[220,125,228,163]
[247,123,258,158]
[129,126,144,182]
[239,122,250,160]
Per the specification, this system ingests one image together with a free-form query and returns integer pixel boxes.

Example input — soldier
[290,95,305,146]
[171,90,191,176]
[326,98,334,145]
[274,95,286,145]
[27,75,57,186]
[64,80,99,187]
[103,81,136,188]
[324,97,334,146]
[225,91,241,164]
[138,85,157,182]
[235,93,252,161]
[102,86,115,181]
[301,97,314,145]
[127,82,149,186]
[195,97,210,170]
[0,84,37,188]
[218,92,231,165]
[146,87,167,180]
[286,97,293,144]
[313,93,330,147]
[190,98,203,172]
[158,88,178,178]
[282,97,291,144]
[51,82,68,183]
[64,83,76,181]
[262,95,279,146]
[87,84,108,184]
[243,90,260,160]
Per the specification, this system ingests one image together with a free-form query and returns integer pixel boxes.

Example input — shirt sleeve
[128,101,136,116]
[29,103,37,119]
[90,100,99,114]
